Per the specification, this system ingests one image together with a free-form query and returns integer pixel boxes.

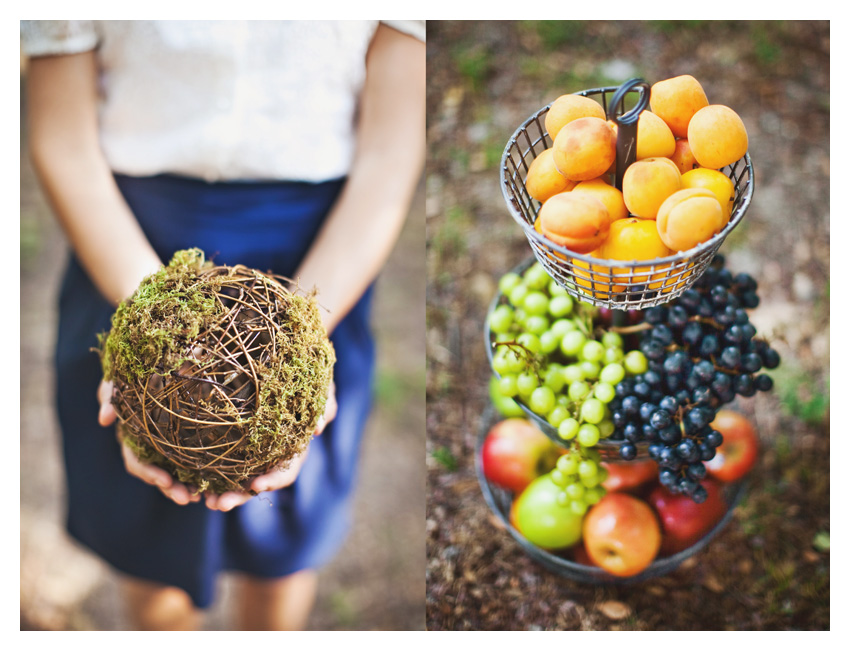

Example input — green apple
[509,475,583,550]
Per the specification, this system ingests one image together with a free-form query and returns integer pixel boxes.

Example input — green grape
[516,371,539,397]
[523,263,550,290]
[525,315,550,335]
[601,331,623,349]
[577,423,601,447]
[577,459,598,480]
[523,291,549,316]
[549,469,568,487]
[560,330,587,357]
[548,280,568,297]
[529,386,556,415]
[582,447,602,464]
[492,351,511,375]
[543,365,565,393]
[494,332,513,343]
[556,492,570,507]
[556,453,578,475]
[593,382,616,403]
[508,284,529,307]
[556,394,570,407]
[539,330,560,354]
[584,485,606,505]
[568,380,591,401]
[558,418,580,440]
[600,362,626,385]
[580,340,605,363]
[570,500,588,516]
[602,346,625,364]
[581,398,606,424]
[579,360,600,381]
[580,472,603,488]
[498,272,522,295]
[562,364,584,384]
[489,304,514,334]
[548,294,574,318]
[624,350,649,375]
[498,374,519,397]
[565,482,585,501]
[504,349,527,374]
[546,404,570,428]
[517,332,541,355]
[598,419,615,439]
[550,318,576,337]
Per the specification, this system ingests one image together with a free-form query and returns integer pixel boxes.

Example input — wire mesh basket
[500,79,754,310]
[475,404,746,584]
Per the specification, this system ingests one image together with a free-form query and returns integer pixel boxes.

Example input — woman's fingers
[119,441,201,505]
[97,379,117,426]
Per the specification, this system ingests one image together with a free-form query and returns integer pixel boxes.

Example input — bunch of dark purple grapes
[607,254,780,502]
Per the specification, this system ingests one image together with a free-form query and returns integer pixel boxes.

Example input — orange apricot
[636,110,676,160]
[656,188,726,251]
[649,75,709,139]
[525,148,578,203]
[621,157,682,219]
[681,168,735,223]
[571,178,629,222]
[552,117,617,182]
[545,94,606,141]
[596,218,673,292]
[669,138,699,175]
[538,192,611,254]
[688,105,748,170]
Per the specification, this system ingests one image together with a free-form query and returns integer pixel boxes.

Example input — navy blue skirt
[55,174,375,608]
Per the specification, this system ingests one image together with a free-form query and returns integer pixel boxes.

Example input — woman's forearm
[293,25,425,335]
[26,52,161,306]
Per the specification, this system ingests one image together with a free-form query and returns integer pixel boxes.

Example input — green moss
[100,248,222,383]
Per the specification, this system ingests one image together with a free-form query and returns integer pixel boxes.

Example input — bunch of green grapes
[549,445,607,516]
[489,261,649,448]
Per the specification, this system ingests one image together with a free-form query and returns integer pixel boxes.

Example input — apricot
[688,105,748,170]
[621,157,682,219]
[669,138,699,175]
[538,192,611,254]
[571,178,628,222]
[656,188,726,251]
[545,94,606,141]
[596,218,673,292]
[681,168,735,223]
[525,148,578,203]
[636,111,676,160]
[552,117,617,182]
[649,75,709,138]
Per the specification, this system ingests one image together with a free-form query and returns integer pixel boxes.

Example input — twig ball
[99,249,336,494]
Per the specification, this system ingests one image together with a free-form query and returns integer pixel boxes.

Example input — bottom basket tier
[475,404,746,585]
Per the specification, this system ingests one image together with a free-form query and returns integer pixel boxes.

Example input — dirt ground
[425,21,829,630]
[19,75,426,630]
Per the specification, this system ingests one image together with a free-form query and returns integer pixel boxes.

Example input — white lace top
[20,20,426,183]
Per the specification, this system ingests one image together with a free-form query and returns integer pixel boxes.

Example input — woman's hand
[204,381,337,511]
[98,379,337,511]
[97,379,201,505]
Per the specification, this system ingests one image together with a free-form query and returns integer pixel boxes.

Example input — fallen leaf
[597,600,632,620]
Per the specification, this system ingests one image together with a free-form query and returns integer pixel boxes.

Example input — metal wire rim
[475,403,747,584]
[500,86,754,309]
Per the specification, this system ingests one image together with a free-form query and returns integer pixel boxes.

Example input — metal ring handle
[607,78,650,189]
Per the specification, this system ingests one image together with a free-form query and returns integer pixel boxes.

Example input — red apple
[601,459,658,493]
[705,410,759,482]
[582,493,661,577]
[481,418,560,493]
[649,479,728,555]
[509,475,584,550]
[572,542,597,567]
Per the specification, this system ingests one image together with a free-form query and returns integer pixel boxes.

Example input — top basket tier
[500,85,754,310]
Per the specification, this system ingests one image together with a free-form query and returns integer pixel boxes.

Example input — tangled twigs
[102,250,335,494]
